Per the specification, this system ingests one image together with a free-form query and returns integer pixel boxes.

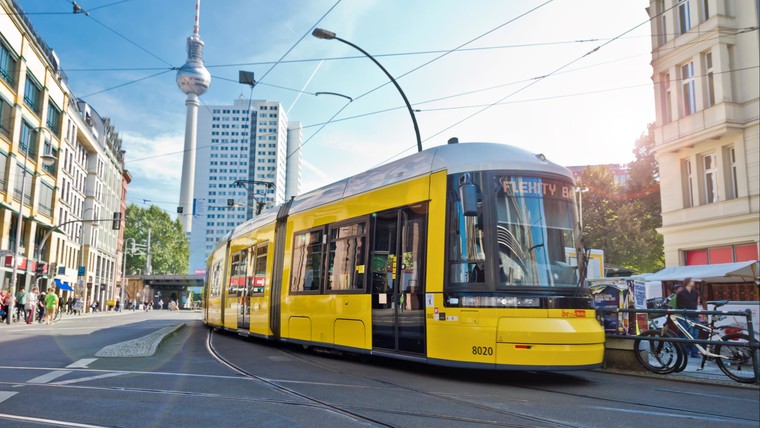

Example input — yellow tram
[204,141,605,370]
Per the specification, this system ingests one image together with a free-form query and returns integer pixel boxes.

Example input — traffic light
[35,263,45,275]
[112,212,122,230]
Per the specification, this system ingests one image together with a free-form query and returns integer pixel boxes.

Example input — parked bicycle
[633,299,758,383]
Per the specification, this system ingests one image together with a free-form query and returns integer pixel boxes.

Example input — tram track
[217,331,756,427]
[208,329,580,427]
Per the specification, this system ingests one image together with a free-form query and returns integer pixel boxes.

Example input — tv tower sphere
[176,35,210,96]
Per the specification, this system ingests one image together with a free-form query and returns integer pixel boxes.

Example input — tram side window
[327,221,367,292]
[252,242,268,294]
[209,257,224,298]
[228,252,245,297]
[290,228,325,293]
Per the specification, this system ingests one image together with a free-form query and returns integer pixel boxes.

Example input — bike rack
[598,306,760,384]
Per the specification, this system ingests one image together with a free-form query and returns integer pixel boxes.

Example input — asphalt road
[0,310,757,427]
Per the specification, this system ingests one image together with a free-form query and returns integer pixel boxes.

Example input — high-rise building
[188,98,302,273]
[647,0,759,266]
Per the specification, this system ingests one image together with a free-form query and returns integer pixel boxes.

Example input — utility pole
[145,228,152,275]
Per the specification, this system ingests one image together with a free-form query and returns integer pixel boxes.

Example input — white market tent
[644,260,759,283]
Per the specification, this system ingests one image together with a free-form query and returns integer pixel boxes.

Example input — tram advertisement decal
[498,177,574,200]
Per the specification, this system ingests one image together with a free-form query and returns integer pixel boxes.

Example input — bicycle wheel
[714,333,757,384]
[634,330,684,374]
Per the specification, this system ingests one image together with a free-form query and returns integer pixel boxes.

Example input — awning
[55,278,74,291]
[643,261,758,283]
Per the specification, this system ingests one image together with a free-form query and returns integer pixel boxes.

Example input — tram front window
[448,172,579,289]
[494,175,578,287]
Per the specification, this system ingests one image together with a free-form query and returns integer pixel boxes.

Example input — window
[681,62,696,116]
[682,159,694,207]
[290,228,325,292]
[20,121,38,158]
[251,242,268,294]
[703,51,715,108]
[655,0,667,46]
[13,160,32,206]
[677,0,691,34]
[24,72,43,115]
[46,101,62,136]
[38,182,54,217]
[327,221,367,291]
[685,244,758,265]
[0,151,7,191]
[702,153,718,203]
[660,73,672,124]
[0,38,17,85]
[0,95,11,137]
[700,0,710,22]
[727,147,738,199]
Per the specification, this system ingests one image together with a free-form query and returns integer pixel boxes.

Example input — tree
[576,123,664,274]
[124,204,189,275]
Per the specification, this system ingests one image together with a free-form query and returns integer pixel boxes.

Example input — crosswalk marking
[27,370,72,384]
[52,372,125,385]
[0,391,18,404]
[67,359,98,368]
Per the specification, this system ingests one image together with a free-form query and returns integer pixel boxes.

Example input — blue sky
[16,0,654,219]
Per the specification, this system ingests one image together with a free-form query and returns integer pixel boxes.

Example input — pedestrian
[37,290,46,323]
[15,287,27,323]
[0,289,9,322]
[676,277,703,358]
[25,287,38,324]
[45,288,58,324]
[115,299,120,312]
[66,296,73,314]
[158,299,164,310]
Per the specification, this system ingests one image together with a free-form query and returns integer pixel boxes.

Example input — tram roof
[229,142,572,240]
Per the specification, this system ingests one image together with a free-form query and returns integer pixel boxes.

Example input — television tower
[176,0,210,233]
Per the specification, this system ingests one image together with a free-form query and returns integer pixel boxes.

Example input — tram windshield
[448,172,580,289]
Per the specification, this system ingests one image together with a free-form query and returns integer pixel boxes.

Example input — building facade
[0,0,127,309]
[647,0,759,266]
[188,98,302,273]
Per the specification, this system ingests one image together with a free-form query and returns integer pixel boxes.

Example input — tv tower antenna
[176,0,211,233]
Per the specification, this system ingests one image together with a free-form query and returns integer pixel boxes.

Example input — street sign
[78,266,85,276]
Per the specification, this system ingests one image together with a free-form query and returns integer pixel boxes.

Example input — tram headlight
[499,297,541,308]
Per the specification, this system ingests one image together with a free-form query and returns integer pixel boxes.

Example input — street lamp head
[312,28,336,40]
[40,152,57,167]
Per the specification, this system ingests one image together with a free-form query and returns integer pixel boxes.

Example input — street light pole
[120,237,135,308]
[6,127,56,324]
[575,187,589,231]
[312,28,423,153]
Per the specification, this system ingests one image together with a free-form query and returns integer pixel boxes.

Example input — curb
[95,323,185,357]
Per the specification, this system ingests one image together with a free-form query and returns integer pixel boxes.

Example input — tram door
[233,250,250,331]
[371,205,427,355]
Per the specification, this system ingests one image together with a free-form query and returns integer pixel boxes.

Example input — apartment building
[647,0,759,266]
[0,0,126,308]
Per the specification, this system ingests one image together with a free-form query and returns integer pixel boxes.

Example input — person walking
[45,288,58,324]
[25,287,39,324]
[15,287,27,323]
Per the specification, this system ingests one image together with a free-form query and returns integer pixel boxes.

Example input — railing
[598,306,760,383]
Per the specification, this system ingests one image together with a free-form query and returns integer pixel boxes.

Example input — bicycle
[634,299,758,383]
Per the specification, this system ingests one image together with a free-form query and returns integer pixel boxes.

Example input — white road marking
[0,412,106,427]
[67,359,97,368]
[0,391,18,404]
[52,372,125,385]
[27,370,72,384]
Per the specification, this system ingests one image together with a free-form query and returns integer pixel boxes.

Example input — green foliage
[124,204,189,275]
[577,124,664,274]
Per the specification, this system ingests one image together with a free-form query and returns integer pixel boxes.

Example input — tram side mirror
[458,173,478,217]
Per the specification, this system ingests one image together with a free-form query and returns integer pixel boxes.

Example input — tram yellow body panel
[284,294,372,348]
[280,175,431,346]
[426,305,604,367]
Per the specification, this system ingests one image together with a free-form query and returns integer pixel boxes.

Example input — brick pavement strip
[95,324,185,358]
